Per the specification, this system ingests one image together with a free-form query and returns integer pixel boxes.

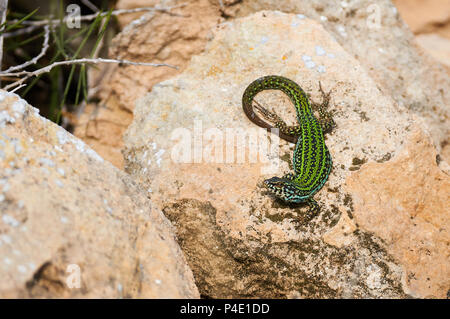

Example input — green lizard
[242,75,334,212]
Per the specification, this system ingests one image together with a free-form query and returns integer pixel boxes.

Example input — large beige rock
[392,0,450,36]
[124,11,449,298]
[346,128,450,298]
[74,0,227,168]
[74,0,450,170]
[237,0,450,163]
[0,91,199,298]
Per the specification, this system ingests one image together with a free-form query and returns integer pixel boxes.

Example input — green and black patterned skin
[242,75,333,211]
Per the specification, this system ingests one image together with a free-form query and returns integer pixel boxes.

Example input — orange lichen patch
[207,65,223,77]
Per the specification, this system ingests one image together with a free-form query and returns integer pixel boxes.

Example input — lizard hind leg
[253,99,302,138]
[306,198,320,215]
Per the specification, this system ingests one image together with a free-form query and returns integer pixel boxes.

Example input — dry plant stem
[7,3,189,28]
[0,0,8,73]
[1,58,178,90]
[81,0,100,12]
[2,25,50,73]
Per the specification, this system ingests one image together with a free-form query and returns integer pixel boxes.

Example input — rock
[74,0,450,170]
[124,11,449,298]
[237,0,450,164]
[0,91,199,298]
[346,128,450,298]
[415,33,450,69]
[74,0,226,168]
[392,0,450,35]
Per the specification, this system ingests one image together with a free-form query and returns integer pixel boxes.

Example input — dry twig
[1,58,178,90]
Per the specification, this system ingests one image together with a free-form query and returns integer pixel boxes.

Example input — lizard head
[263,176,307,203]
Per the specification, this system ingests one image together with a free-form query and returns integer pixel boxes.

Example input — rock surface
[237,0,450,164]
[124,11,449,298]
[393,0,450,36]
[0,91,199,298]
[74,0,227,168]
[74,0,450,170]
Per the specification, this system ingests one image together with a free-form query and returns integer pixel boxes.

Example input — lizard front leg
[310,81,335,134]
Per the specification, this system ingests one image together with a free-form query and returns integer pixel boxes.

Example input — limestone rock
[392,0,450,35]
[0,91,199,298]
[74,0,450,169]
[415,33,450,69]
[346,128,450,298]
[124,11,450,298]
[74,0,226,168]
[237,0,450,163]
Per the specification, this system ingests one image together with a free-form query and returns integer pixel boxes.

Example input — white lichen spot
[56,130,70,145]
[305,61,316,69]
[2,182,10,193]
[17,200,24,209]
[327,53,336,58]
[47,150,56,157]
[3,257,12,265]
[103,199,112,214]
[296,14,306,19]
[14,143,22,155]
[0,194,5,202]
[155,279,162,285]
[60,216,69,224]
[85,148,104,162]
[341,1,349,8]
[260,36,269,44]
[291,20,301,27]
[0,110,16,127]
[337,25,347,37]
[39,157,55,167]
[1,234,12,244]
[2,214,20,227]
[55,179,64,188]
[12,99,27,117]
[317,65,326,73]
[302,55,312,62]
[155,149,165,158]
[17,265,27,273]
[72,138,86,152]
[366,264,383,289]
[57,167,65,177]
[320,15,328,22]
[155,149,166,167]
[315,45,326,56]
